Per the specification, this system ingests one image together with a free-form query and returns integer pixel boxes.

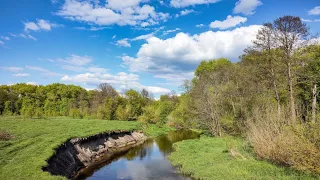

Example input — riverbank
[169,136,319,180]
[0,116,171,180]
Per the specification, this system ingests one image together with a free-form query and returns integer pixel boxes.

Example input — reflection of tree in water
[79,130,200,179]
[156,135,173,156]
[156,130,200,156]
[167,129,200,143]
[125,138,154,161]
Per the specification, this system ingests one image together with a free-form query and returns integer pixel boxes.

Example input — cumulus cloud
[233,0,262,15]
[210,15,247,29]
[57,0,170,27]
[309,6,320,15]
[13,73,30,77]
[170,0,220,8]
[0,66,24,72]
[61,72,170,94]
[121,25,261,84]
[24,19,60,32]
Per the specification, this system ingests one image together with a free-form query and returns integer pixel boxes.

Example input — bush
[69,108,83,119]
[247,106,320,174]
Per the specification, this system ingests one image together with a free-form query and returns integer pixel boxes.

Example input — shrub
[247,106,320,174]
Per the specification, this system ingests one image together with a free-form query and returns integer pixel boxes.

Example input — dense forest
[1,16,320,174]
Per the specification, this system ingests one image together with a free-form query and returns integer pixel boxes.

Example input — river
[76,129,200,180]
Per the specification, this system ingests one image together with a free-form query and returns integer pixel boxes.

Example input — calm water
[77,129,200,180]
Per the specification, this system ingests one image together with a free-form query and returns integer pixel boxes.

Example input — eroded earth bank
[42,130,147,179]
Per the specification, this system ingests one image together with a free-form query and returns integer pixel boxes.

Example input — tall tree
[273,16,309,123]
[253,23,282,118]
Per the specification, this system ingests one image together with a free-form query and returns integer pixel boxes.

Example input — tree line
[0,82,181,123]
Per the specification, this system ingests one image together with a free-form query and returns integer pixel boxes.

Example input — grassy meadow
[169,136,319,180]
[0,116,171,180]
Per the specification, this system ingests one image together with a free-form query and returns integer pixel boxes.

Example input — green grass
[169,136,319,180]
[0,116,170,180]
[140,123,175,137]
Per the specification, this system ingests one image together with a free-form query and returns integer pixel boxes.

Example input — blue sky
[0,0,319,97]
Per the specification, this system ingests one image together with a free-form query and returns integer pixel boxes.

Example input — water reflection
[77,129,200,180]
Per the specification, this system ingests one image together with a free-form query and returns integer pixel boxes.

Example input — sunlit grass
[169,136,319,180]
[0,117,144,180]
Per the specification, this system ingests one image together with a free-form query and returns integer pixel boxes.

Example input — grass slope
[169,136,319,180]
[0,117,144,180]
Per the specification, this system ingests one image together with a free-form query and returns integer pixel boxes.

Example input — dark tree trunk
[312,83,317,123]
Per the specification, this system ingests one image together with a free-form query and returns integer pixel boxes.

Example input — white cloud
[162,28,181,36]
[302,18,313,22]
[9,33,17,37]
[75,26,109,31]
[87,67,108,74]
[112,35,117,39]
[24,22,40,31]
[170,0,220,8]
[24,19,60,32]
[302,18,320,22]
[1,36,10,41]
[58,54,93,66]
[107,0,142,10]
[61,65,108,73]
[115,33,155,47]
[233,0,262,15]
[51,0,60,4]
[309,6,320,15]
[49,55,108,73]
[175,9,195,17]
[13,73,30,77]
[0,40,3,46]
[27,35,37,41]
[37,19,53,30]
[116,38,131,47]
[26,82,37,85]
[19,34,27,39]
[132,33,155,41]
[210,15,247,30]
[19,33,37,41]
[26,66,64,77]
[61,65,85,72]
[121,25,261,84]
[57,0,170,27]
[0,66,24,72]
[61,72,171,94]
[144,86,171,94]
[196,24,205,28]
